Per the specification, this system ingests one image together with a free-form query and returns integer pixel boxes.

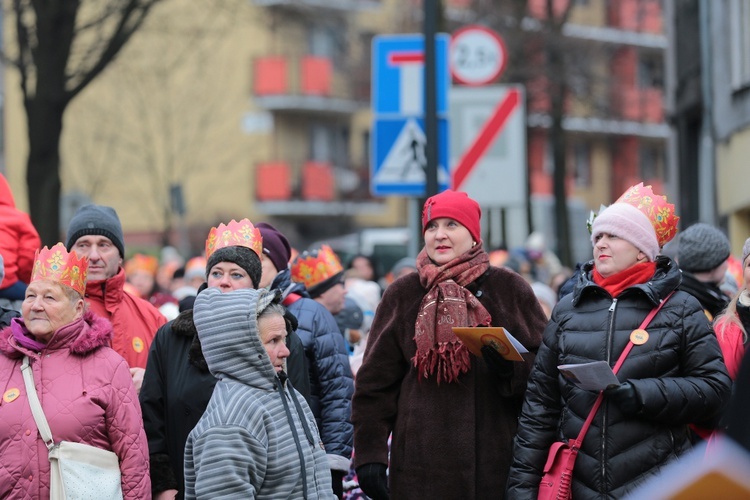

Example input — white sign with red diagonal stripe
[450,85,526,206]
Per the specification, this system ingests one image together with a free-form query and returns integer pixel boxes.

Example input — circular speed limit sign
[450,25,507,86]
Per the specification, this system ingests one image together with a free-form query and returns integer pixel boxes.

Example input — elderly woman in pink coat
[0,243,150,499]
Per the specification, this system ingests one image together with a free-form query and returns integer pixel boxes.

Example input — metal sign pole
[423,0,438,198]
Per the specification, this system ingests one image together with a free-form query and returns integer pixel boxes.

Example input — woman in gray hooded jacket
[184,287,333,499]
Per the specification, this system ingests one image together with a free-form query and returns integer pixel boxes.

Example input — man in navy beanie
[66,204,166,392]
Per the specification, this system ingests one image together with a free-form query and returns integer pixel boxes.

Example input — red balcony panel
[642,88,663,123]
[528,76,551,113]
[609,0,663,33]
[616,86,641,121]
[447,0,472,7]
[641,0,663,33]
[611,47,637,85]
[301,56,332,96]
[608,0,639,31]
[256,162,292,201]
[302,161,335,201]
[531,170,553,196]
[528,0,571,19]
[254,57,288,95]
[612,137,639,198]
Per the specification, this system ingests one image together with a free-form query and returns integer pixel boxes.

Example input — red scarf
[413,244,491,384]
[592,261,657,298]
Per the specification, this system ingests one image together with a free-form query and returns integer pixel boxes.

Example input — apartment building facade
[3,0,670,262]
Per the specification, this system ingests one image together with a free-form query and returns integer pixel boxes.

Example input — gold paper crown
[205,219,263,259]
[614,183,679,247]
[31,243,89,295]
[125,253,159,277]
[290,244,344,290]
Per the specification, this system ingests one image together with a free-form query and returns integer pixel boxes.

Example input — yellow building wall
[569,0,607,27]
[573,139,612,209]
[5,1,277,234]
[717,125,750,255]
[4,0,411,242]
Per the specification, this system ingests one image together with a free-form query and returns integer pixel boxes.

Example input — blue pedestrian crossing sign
[370,33,451,197]
[371,117,449,197]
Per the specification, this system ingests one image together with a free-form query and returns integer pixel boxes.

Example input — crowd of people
[0,173,749,498]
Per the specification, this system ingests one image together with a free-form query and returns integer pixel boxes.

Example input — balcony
[254,160,384,216]
[252,0,381,13]
[252,55,368,116]
[612,85,664,123]
[607,0,662,34]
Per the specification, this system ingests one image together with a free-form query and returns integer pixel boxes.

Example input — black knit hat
[307,271,344,298]
[677,223,731,273]
[206,246,262,289]
[65,204,125,258]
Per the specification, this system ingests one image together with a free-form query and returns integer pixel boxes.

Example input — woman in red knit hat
[351,189,547,499]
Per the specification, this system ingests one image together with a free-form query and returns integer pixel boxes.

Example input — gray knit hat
[677,223,731,273]
[742,237,750,266]
[66,204,125,258]
[206,246,262,289]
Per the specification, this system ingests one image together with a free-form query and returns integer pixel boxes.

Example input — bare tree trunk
[26,100,65,246]
[7,0,162,246]
[548,46,572,267]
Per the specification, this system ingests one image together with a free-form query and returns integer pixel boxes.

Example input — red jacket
[0,174,41,288]
[85,268,166,368]
[0,312,151,499]
[713,316,746,380]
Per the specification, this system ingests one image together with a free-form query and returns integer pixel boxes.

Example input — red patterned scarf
[592,261,656,298]
[413,244,492,384]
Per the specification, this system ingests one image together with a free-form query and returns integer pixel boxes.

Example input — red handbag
[537,293,673,500]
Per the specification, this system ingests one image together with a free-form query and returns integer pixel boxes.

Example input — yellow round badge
[3,388,20,403]
[132,337,145,353]
[630,329,649,346]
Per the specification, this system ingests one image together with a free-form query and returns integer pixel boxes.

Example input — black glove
[331,469,345,499]
[604,381,641,417]
[481,345,514,379]
[356,462,389,500]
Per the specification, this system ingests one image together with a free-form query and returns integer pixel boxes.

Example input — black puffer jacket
[507,256,732,499]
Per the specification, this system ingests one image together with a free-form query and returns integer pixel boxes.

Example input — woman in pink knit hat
[507,184,731,499]
[352,189,547,499]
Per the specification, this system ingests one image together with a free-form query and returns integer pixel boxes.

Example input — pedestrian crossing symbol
[371,117,449,196]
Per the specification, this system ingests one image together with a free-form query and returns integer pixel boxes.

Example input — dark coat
[0,307,19,329]
[678,271,729,319]
[507,256,732,499]
[352,266,547,499]
[285,289,355,470]
[273,269,355,471]
[139,308,310,499]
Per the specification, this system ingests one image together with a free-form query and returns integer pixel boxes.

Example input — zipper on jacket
[601,297,617,491]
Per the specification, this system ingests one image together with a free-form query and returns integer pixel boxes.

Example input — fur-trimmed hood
[0,310,113,359]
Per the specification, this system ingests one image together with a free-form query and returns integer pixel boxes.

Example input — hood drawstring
[276,373,309,499]
[288,380,315,446]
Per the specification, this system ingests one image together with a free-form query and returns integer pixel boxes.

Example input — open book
[452,327,528,362]
[557,360,621,391]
